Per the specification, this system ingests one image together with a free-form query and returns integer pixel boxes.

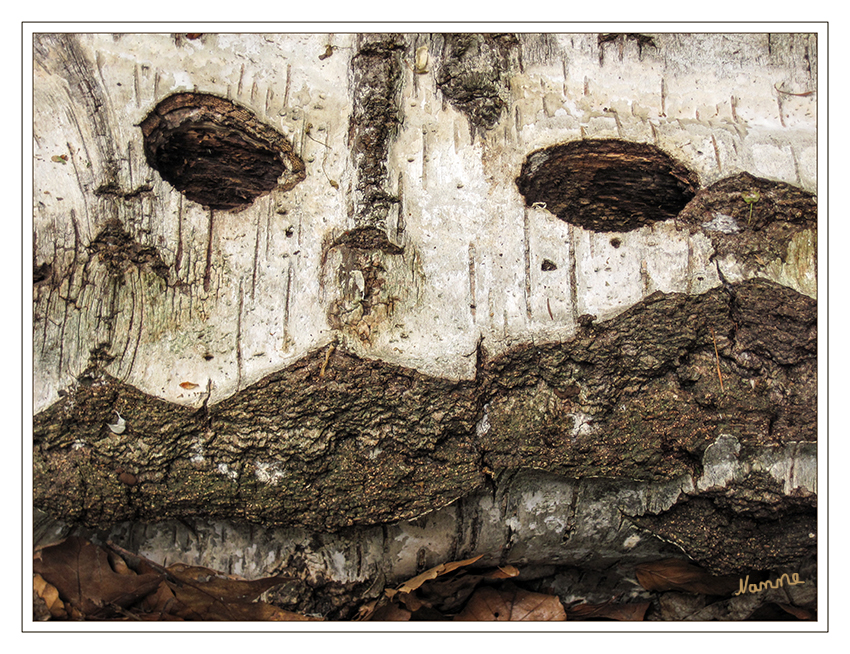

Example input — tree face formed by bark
[32,33,818,581]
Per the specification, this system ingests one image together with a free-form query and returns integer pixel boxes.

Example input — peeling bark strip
[34,279,815,537]
[435,33,520,132]
[515,139,700,232]
[342,34,406,252]
[139,92,305,212]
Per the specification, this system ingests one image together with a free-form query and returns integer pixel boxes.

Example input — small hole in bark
[610,238,621,248]
[541,259,558,271]
[515,139,699,232]
[140,92,305,212]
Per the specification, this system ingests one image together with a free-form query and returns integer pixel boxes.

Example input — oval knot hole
[140,92,305,212]
[516,139,699,232]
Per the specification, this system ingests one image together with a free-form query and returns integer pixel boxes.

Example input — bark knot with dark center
[516,139,700,232]
[140,92,305,212]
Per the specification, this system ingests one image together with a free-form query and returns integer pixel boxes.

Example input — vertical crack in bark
[203,210,214,293]
[174,194,184,276]
[236,280,244,391]
[523,208,532,320]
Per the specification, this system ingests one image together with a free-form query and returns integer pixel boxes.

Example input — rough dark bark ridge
[34,278,815,552]
[343,34,406,252]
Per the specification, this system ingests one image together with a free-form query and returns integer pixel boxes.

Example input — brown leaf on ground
[411,572,484,614]
[485,565,520,580]
[140,581,177,616]
[566,600,650,621]
[33,537,163,617]
[635,559,741,595]
[369,603,413,621]
[776,603,816,620]
[454,584,566,621]
[360,556,511,620]
[160,563,301,621]
[33,574,67,619]
[396,555,483,594]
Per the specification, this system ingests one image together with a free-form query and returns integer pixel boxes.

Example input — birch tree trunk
[31,32,818,616]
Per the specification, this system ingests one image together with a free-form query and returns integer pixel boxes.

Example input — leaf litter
[32,537,816,622]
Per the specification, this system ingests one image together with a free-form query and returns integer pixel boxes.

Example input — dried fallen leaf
[566,600,650,621]
[161,563,297,621]
[411,572,483,614]
[397,555,483,594]
[179,381,199,390]
[369,603,412,621]
[33,574,67,619]
[776,603,816,620]
[486,565,520,580]
[34,537,163,617]
[635,559,740,596]
[141,580,177,615]
[454,584,566,621]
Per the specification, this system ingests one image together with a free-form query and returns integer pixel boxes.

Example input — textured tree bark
[31,32,818,610]
[34,275,816,573]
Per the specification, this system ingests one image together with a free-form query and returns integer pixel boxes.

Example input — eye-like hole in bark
[516,139,699,232]
[140,92,305,212]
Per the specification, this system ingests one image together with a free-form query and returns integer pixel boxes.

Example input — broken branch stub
[516,139,699,232]
[140,92,305,212]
